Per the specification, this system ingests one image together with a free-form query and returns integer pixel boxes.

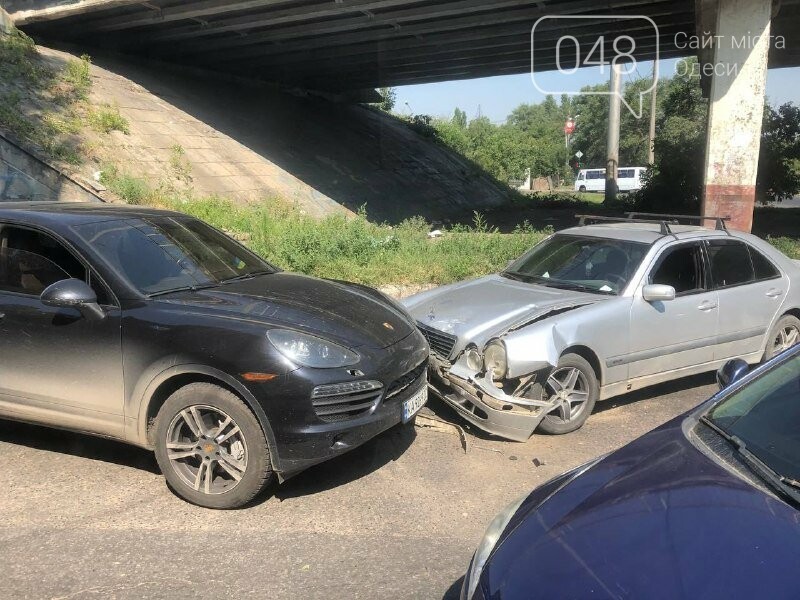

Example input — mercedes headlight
[483,340,508,380]
[464,492,528,599]
[267,329,359,368]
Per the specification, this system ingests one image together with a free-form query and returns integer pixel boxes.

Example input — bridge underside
[10,0,796,93]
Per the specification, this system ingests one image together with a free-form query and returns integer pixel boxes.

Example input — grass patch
[61,54,92,99]
[99,165,152,204]
[176,198,546,286]
[0,90,82,164]
[100,166,800,287]
[0,30,51,84]
[0,31,119,166]
[89,103,129,134]
[766,236,800,260]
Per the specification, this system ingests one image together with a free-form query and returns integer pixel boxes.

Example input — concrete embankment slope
[41,46,511,221]
[0,131,100,202]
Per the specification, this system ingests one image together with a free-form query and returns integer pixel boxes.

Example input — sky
[394,59,800,124]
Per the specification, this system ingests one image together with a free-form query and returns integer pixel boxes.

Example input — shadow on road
[443,576,465,599]
[0,417,418,503]
[274,423,417,501]
[593,371,716,414]
[424,370,717,442]
[0,419,160,473]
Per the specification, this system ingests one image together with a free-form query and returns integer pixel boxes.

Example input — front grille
[386,360,427,399]
[416,322,457,359]
[311,380,383,423]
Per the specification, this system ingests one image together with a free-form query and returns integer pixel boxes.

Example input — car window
[650,244,705,295]
[708,352,800,481]
[73,216,275,295]
[0,226,111,303]
[707,240,755,288]
[749,246,780,280]
[0,247,70,295]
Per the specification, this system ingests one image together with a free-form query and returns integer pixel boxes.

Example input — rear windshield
[73,216,275,295]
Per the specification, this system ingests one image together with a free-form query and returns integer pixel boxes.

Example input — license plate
[402,386,428,423]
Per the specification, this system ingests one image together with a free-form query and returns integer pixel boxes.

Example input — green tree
[569,84,609,168]
[452,107,467,129]
[377,87,396,112]
[570,78,658,169]
[634,58,800,212]
[758,103,800,204]
[632,58,709,212]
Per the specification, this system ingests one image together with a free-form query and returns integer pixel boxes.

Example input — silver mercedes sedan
[403,215,800,441]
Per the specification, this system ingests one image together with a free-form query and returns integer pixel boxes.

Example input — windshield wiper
[539,280,614,295]
[220,270,273,284]
[501,271,528,282]
[147,283,218,298]
[700,416,800,505]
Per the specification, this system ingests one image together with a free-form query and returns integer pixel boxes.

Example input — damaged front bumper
[427,358,557,442]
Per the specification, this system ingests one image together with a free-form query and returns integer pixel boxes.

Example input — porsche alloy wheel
[154,383,273,509]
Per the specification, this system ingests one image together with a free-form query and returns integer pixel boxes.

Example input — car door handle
[766,289,784,298]
[698,301,718,312]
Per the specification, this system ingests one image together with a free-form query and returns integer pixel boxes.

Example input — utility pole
[648,62,659,165]
[605,62,623,204]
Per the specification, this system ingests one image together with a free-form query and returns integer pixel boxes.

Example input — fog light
[466,347,483,371]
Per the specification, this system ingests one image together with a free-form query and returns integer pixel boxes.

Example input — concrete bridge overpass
[2,0,800,230]
[1,0,796,91]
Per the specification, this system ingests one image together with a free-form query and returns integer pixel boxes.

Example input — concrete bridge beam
[701,0,773,232]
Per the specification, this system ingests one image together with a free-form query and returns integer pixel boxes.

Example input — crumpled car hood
[403,274,602,345]
[482,419,800,599]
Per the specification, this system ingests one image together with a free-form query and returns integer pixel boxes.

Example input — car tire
[536,353,599,435]
[153,382,274,509]
[579,185,587,193]
[764,314,800,361]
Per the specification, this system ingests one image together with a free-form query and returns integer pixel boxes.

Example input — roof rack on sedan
[576,214,676,235]
[626,212,730,232]
[576,213,731,236]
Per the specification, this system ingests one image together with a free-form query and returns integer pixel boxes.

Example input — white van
[575,167,647,193]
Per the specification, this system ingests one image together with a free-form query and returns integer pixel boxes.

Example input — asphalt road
[0,374,717,600]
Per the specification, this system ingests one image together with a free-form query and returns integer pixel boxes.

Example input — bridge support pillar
[701,0,772,232]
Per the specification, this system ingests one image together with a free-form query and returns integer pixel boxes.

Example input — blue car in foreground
[462,347,800,599]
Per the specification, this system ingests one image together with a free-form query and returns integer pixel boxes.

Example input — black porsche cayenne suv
[0,202,429,508]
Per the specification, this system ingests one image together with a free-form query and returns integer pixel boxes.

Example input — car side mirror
[716,359,749,390]
[642,284,676,303]
[40,279,105,320]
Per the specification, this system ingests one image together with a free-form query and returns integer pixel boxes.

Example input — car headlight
[267,329,359,368]
[483,340,508,380]
[464,492,528,600]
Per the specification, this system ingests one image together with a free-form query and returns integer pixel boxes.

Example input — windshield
[73,216,275,295]
[505,234,649,295]
[707,353,800,483]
